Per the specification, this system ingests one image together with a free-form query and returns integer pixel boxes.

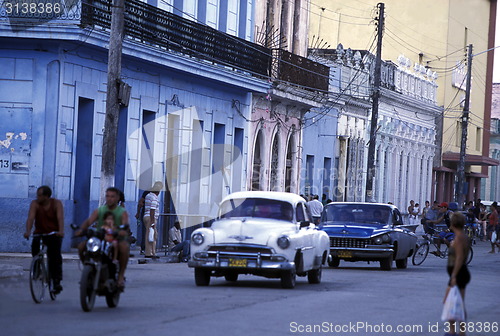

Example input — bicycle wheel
[412,243,429,265]
[29,257,46,303]
[466,246,473,265]
[439,245,449,259]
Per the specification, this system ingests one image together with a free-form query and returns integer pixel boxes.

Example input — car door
[297,202,315,270]
[392,209,412,259]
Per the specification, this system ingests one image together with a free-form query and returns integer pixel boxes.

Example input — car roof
[220,191,305,205]
[325,202,398,210]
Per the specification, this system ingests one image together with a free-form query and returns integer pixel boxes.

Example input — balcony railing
[272,49,329,92]
[81,0,271,78]
[0,0,81,21]
[1,0,330,93]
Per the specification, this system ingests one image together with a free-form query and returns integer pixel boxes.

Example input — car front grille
[330,237,369,248]
[207,244,273,254]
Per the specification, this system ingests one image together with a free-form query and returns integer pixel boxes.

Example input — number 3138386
[444,322,498,333]
[4,1,62,15]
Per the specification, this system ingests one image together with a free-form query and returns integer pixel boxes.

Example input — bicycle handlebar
[32,231,59,237]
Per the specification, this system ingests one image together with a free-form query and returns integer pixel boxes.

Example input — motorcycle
[79,227,122,312]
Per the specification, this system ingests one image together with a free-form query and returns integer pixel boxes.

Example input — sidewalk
[0,248,174,278]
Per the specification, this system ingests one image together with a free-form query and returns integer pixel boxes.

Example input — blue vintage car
[319,202,418,270]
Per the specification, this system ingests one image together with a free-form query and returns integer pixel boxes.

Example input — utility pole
[365,2,384,202]
[456,44,473,207]
[100,0,125,200]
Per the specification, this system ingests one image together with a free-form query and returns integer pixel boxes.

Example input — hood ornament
[229,235,253,241]
[341,229,349,234]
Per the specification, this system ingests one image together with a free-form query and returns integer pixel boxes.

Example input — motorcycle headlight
[86,237,101,252]
[192,232,204,246]
[277,236,290,249]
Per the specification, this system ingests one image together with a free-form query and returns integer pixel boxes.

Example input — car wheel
[328,257,340,268]
[307,265,322,284]
[379,255,393,271]
[280,270,296,289]
[224,272,238,282]
[395,258,408,269]
[194,268,211,286]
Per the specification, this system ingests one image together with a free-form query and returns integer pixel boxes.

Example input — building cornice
[0,26,271,93]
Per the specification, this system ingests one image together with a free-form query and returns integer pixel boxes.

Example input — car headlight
[373,234,391,245]
[192,232,204,246]
[86,237,101,252]
[277,236,290,249]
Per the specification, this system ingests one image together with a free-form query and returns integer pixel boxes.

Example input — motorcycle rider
[76,187,129,290]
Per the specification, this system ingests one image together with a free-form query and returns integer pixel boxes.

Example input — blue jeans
[171,240,190,259]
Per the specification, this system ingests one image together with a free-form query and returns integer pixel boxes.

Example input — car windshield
[219,198,294,222]
[323,204,391,225]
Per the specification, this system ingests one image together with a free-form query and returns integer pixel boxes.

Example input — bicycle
[412,231,473,266]
[29,232,59,303]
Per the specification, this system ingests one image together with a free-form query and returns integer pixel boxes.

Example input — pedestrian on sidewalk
[168,220,190,262]
[143,182,162,259]
[24,185,65,294]
[135,189,150,254]
[487,202,498,253]
[307,194,323,224]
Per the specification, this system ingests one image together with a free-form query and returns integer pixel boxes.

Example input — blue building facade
[0,0,270,251]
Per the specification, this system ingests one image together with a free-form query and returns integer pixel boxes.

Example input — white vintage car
[188,191,330,288]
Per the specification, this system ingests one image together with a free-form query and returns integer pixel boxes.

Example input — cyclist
[429,202,454,256]
[75,187,129,290]
[24,186,65,294]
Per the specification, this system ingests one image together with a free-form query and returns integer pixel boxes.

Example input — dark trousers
[32,235,63,282]
[136,219,146,251]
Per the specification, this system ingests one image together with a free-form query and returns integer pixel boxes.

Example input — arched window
[251,131,263,191]
[270,132,280,191]
[284,134,294,192]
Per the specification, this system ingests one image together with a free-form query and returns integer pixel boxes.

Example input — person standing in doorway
[24,186,65,294]
[135,189,150,254]
[143,182,162,258]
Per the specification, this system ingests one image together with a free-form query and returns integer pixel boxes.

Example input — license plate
[228,258,247,267]
[337,250,353,258]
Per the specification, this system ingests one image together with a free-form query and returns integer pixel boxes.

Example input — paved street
[0,241,499,336]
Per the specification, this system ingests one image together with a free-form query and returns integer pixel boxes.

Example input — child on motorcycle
[102,211,119,263]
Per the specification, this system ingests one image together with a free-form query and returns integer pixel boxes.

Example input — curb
[0,264,24,279]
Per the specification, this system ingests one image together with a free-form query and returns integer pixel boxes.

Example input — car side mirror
[300,221,310,228]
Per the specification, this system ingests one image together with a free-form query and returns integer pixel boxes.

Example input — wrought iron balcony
[1,0,329,93]
[80,0,271,78]
[272,49,329,92]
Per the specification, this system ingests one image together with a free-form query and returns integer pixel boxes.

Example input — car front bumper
[330,245,394,261]
[188,250,295,271]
